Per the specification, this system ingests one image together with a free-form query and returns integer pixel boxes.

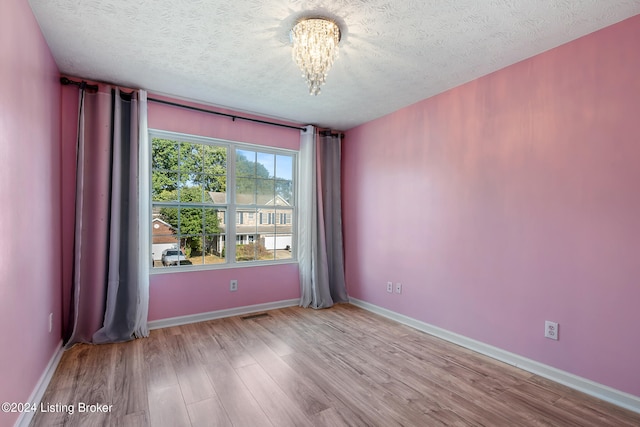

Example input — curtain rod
[147,97,307,132]
[319,130,345,138]
[60,77,306,132]
[60,77,98,92]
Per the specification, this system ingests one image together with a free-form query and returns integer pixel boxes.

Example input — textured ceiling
[28,0,640,130]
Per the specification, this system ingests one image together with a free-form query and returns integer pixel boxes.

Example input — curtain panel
[298,126,348,308]
[66,86,149,346]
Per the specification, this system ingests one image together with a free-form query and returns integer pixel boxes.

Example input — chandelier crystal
[290,18,341,96]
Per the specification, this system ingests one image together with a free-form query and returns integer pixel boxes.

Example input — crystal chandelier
[290,18,341,96]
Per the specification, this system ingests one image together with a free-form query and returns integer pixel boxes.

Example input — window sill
[150,258,298,275]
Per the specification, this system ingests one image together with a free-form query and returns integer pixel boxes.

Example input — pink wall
[343,15,640,397]
[0,0,62,425]
[147,98,301,321]
[149,264,300,320]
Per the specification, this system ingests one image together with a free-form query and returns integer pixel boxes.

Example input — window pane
[204,235,225,264]
[152,172,178,201]
[188,251,203,265]
[275,208,293,225]
[180,142,203,174]
[156,206,178,232]
[275,155,293,180]
[179,181,204,203]
[236,149,256,176]
[205,176,227,204]
[217,210,226,228]
[256,179,275,205]
[204,145,226,174]
[236,177,256,204]
[152,206,179,268]
[260,213,277,230]
[277,245,293,260]
[179,174,226,204]
[261,233,277,261]
[204,207,222,234]
[151,222,179,267]
[157,246,188,267]
[236,239,258,262]
[257,152,275,178]
[237,208,257,226]
[275,179,293,205]
[274,208,293,260]
[179,207,203,236]
[237,208,257,248]
[152,138,179,171]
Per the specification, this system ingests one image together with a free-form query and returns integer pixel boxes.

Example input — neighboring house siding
[213,192,293,250]
[152,219,178,260]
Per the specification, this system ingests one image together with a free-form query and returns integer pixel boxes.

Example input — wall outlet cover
[545,321,559,340]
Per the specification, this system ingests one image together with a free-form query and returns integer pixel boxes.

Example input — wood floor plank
[310,407,355,427]
[187,397,233,427]
[253,324,295,357]
[147,385,191,427]
[143,328,178,390]
[199,346,273,427]
[118,411,149,427]
[111,339,148,416]
[210,317,258,369]
[283,349,425,426]
[228,316,332,416]
[236,362,313,427]
[31,304,640,427]
[165,334,216,405]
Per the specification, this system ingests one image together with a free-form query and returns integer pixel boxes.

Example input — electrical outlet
[395,283,402,294]
[386,282,393,293]
[49,313,53,333]
[230,279,238,292]
[545,321,558,340]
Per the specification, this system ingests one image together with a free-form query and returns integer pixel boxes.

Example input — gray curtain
[66,86,147,346]
[299,129,348,308]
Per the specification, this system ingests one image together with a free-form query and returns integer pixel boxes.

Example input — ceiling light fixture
[290,18,341,96]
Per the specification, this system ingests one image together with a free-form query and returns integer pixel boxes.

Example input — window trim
[149,129,298,273]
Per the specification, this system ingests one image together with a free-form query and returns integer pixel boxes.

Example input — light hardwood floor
[32,304,640,426]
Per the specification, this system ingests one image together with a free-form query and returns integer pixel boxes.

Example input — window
[235,148,294,263]
[151,131,296,270]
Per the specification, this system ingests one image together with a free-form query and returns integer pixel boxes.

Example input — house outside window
[150,130,296,269]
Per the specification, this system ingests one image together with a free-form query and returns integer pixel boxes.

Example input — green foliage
[152,138,227,254]
[152,138,227,198]
[157,204,220,255]
[235,242,270,261]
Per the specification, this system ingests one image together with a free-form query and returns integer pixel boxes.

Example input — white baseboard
[148,298,300,330]
[349,298,640,414]
[15,341,64,427]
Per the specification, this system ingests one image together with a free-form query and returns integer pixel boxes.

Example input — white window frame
[149,129,298,273]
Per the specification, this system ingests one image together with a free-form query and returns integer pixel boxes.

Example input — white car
[161,248,186,266]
